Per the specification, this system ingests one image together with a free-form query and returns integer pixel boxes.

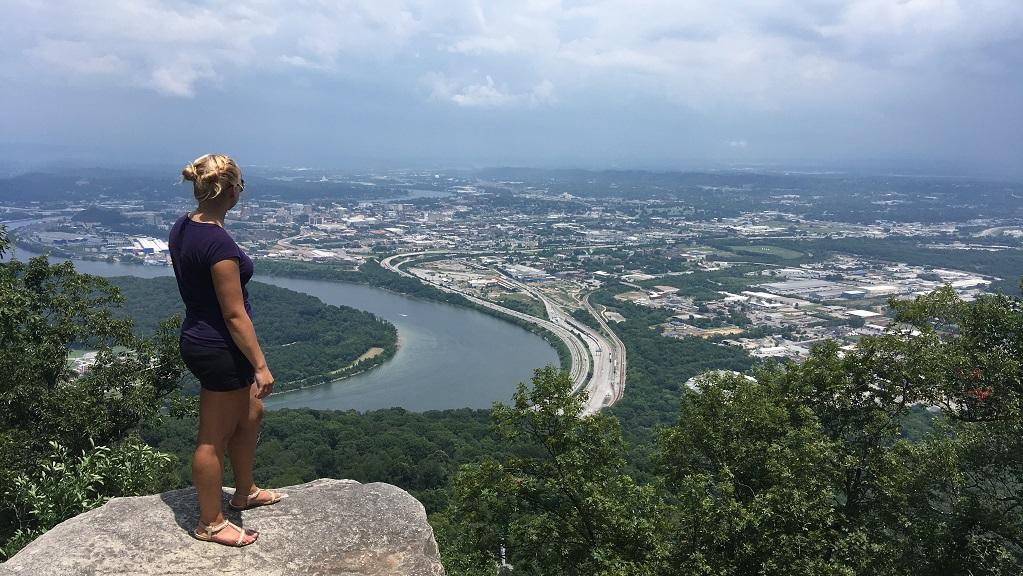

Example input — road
[499,274,622,414]
[582,293,628,410]
[380,251,626,414]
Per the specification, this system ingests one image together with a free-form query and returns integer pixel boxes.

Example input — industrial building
[130,237,169,255]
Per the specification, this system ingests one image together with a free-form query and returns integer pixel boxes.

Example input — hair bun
[181,153,239,203]
[181,164,199,183]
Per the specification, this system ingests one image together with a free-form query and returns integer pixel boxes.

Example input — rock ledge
[1,478,445,576]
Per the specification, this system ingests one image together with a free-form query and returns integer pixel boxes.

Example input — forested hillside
[107,276,397,392]
[434,287,1023,575]
[4,232,1020,573]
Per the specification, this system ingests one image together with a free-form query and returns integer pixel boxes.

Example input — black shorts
[179,337,255,392]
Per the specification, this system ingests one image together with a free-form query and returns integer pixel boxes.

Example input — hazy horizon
[2,1,1021,179]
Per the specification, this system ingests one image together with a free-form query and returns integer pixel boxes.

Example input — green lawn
[495,292,548,319]
[726,245,804,260]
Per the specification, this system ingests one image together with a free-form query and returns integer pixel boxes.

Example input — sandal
[229,487,284,511]
[193,518,258,547]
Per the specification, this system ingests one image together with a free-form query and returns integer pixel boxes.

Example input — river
[2,244,558,412]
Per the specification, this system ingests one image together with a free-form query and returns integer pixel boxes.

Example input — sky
[1,0,1021,177]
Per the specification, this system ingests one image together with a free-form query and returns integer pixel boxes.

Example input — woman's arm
[211,258,274,398]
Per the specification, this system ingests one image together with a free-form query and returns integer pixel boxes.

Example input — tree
[655,286,1023,575]
[657,371,857,575]
[0,228,184,558]
[440,366,664,576]
[884,287,1023,575]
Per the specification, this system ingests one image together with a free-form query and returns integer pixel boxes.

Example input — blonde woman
[170,154,282,547]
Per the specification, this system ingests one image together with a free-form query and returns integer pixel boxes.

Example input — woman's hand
[254,366,275,399]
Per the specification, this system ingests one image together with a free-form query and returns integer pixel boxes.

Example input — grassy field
[726,245,804,260]
[495,292,548,319]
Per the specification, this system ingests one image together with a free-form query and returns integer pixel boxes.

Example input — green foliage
[495,293,548,320]
[650,287,1023,575]
[258,257,465,303]
[638,266,764,303]
[897,404,939,441]
[0,437,176,558]
[0,256,183,466]
[658,372,849,575]
[591,285,753,473]
[71,206,128,226]
[142,407,498,514]
[440,366,664,576]
[442,285,1023,574]
[725,244,805,260]
[0,246,183,558]
[570,307,602,333]
[6,225,1023,573]
[884,287,1023,574]
[107,276,398,393]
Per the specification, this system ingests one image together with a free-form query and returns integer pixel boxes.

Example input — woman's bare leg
[228,384,263,503]
[193,386,256,544]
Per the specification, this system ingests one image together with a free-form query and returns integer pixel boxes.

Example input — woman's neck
[190,205,228,227]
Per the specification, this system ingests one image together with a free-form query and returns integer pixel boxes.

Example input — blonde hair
[181,153,241,203]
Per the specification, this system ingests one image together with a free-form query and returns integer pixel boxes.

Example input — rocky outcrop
[1,478,445,576]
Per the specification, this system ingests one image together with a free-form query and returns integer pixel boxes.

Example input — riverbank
[7,247,560,411]
[258,258,573,372]
[107,276,399,395]
[276,347,391,392]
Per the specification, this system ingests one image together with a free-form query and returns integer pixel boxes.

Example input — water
[4,247,557,412]
[257,277,556,411]
[1,217,63,230]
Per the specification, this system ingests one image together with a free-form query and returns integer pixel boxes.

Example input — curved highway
[380,251,626,414]
[583,293,628,409]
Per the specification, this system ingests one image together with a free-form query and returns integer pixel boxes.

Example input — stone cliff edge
[1,478,445,576]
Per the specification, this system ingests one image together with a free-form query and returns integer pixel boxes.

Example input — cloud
[27,39,125,76]
[1,0,1021,175]
[426,74,555,108]
[147,59,215,98]
[6,0,1021,106]
[8,0,273,97]
[448,35,519,55]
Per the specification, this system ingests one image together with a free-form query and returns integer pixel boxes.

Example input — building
[503,264,549,282]
[131,237,169,255]
[760,279,842,296]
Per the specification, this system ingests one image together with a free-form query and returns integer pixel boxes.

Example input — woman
[170,153,282,547]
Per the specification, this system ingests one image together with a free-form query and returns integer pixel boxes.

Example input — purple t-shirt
[169,214,253,348]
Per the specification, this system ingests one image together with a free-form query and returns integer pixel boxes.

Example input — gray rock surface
[1,478,445,576]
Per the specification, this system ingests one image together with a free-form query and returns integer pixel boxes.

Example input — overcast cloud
[1,0,1021,176]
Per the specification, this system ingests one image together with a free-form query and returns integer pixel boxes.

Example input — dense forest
[3,227,1022,573]
[431,285,1023,575]
[141,407,499,515]
[107,276,397,392]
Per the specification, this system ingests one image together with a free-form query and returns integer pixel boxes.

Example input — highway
[582,292,628,410]
[379,251,626,414]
